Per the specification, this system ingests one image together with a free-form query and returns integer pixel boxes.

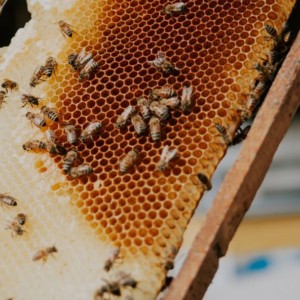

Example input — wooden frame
[164,32,300,300]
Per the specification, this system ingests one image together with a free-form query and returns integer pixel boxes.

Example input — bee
[137,97,151,120]
[162,2,187,16]
[104,247,120,272]
[231,125,251,145]
[46,142,67,156]
[15,213,27,226]
[80,122,102,143]
[64,124,78,144]
[68,48,93,71]
[120,149,139,174]
[116,272,137,288]
[116,105,136,129]
[79,59,100,81]
[149,116,161,142]
[44,57,58,77]
[264,24,291,49]
[254,62,275,82]
[30,65,45,87]
[63,149,79,173]
[160,96,180,109]
[26,112,47,128]
[94,280,121,299]
[22,140,47,152]
[1,79,17,92]
[148,51,178,75]
[41,105,59,122]
[150,86,176,101]
[241,80,266,120]
[149,101,169,120]
[6,220,26,237]
[180,85,193,113]
[21,94,40,108]
[33,246,57,262]
[215,123,232,145]
[196,173,212,190]
[131,113,147,135]
[45,129,57,144]
[157,145,177,171]
[0,90,7,108]
[58,20,73,38]
[70,164,93,178]
[0,193,17,207]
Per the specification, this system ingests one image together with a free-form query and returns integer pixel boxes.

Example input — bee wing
[160,145,169,160]
[167,148,177,161]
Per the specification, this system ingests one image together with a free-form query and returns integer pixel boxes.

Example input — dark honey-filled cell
[44,0,293,254]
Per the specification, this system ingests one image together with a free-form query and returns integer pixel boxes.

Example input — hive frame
[165,31,300,300]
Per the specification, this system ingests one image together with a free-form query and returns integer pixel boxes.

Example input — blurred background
[1,1,300,299]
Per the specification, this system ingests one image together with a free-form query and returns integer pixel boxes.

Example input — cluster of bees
[215,23,292,148]
[117,85,192,174]
[0,193,57,262]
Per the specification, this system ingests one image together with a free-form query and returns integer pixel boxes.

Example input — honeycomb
[0,0,296,299]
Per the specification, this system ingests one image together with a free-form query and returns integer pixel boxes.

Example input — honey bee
[63,149,79,173]
[58,20,73,38]
[21,94,40,108]
[137,97,151,120]
[215,123,232,145]
[131,112,147,135]
[30,65,45,87]
[150,86,176,101]
[0,90,7,108]
[79,59,100,81]
[196,173,212,190]
[116,105,136,129]
[180,85,193,113]
[148,51,178,75]
[45,129,57,144]
[162,2,187,16]
[40,105,59,122]
[44,57,58,77]
[46,142,67,156]
[149,116,161,142]
[157,145,177,171]
[149,101,169,120]
[241,80,266,120]
[22,140,47,152]
[254,62,275,82]
[25,112,47,128]
[120,149,139,174]
[80,122,102,143]
[104,247,120,272]
[32,246,57,262]
[231,125,251,145]
[70,164,93,178]
[64,124,78,144]
[68,48,93,71]
[6,220,26,237]
[0,193,17,207]
[159,96,180,109]
[264,24,291,50]
[1,79,17,92]
[15,213,26,226]
[94,280,121,299]
[116,271,137,288]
